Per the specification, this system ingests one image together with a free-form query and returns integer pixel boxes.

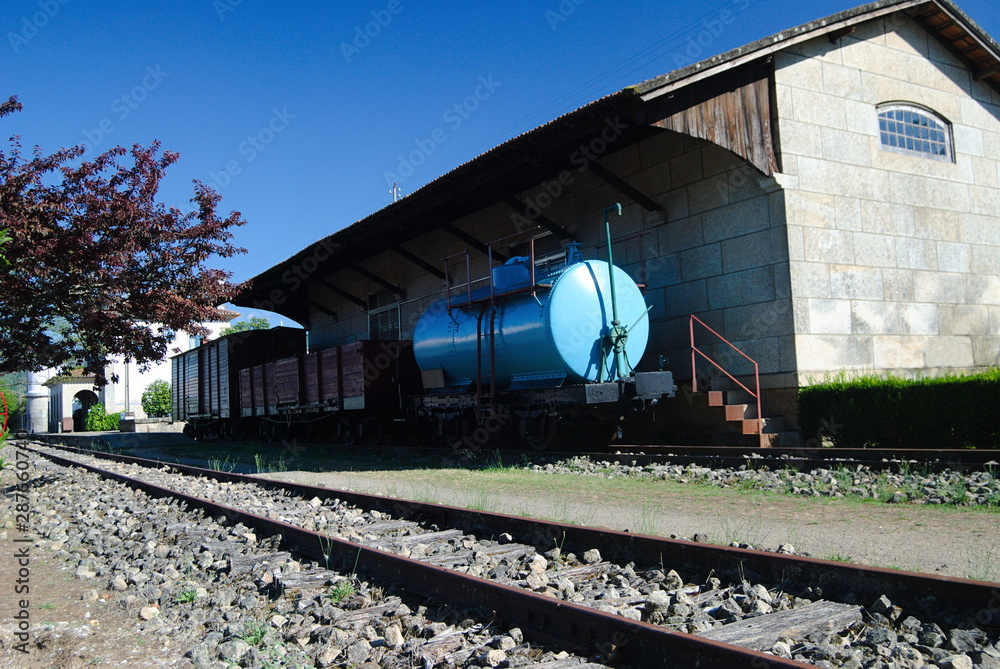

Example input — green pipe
[602,203,629,380]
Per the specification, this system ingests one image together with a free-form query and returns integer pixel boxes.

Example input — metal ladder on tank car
[475,303,498,422]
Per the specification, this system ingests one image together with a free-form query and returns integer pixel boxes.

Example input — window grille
[877,103,952,162]
[367,290,400,340]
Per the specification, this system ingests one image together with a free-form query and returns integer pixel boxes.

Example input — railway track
[561,445,1000,474]
[22,441,1000,668]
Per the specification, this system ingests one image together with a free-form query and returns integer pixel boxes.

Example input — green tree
[141,379,172,417]
[220,316,270,336]
[85,403,120,431]
[0,95,246,385]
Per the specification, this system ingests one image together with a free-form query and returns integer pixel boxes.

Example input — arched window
[877,103,952,162]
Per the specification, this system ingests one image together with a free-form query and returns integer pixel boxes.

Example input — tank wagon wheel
[525,415,562,452]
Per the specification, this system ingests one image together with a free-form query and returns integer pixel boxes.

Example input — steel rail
[29,442,1000,629]
[27,443,813,669]
[594,445,1000,473]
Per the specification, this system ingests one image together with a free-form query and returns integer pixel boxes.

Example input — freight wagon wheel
[338,418,359,446]
[358,415,385,446]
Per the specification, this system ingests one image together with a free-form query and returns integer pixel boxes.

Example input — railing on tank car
[689,314,762,436]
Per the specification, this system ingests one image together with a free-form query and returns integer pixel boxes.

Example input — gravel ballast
[6,444,1000,668]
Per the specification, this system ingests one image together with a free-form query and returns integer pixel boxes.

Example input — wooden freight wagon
[238,339,421,416]
[170,326,306,423]
[340,340,421,411]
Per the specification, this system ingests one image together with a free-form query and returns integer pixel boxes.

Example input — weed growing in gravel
[630,500,658,535]
[240,620,267,646]
[208,455,237,472]
[825,553,853,563]
[326,579,356,604]
[966,543,998,582]
[464,488,496,511]
[253,453,287,473]
[318,534,335,570]
[717,511,771,548]
[174,590,198,604]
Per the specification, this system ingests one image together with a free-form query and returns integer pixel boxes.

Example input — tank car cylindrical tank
[413,253,649,390]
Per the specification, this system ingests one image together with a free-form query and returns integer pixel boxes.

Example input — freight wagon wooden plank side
[239,368,252,417]
[263,362,277,414]
[198,344,213,415]
[319,347,341,403]
[339,340,418,410]
[302,352,320,404]
[249,365,266,416]
[340,342,365,403]
[171,356,184,420]
[274,357,300,405]
[218,342,231,418]
[184,350,199,417]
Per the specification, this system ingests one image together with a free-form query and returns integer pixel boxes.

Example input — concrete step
[724,403,750,421]
[742,416,786,435]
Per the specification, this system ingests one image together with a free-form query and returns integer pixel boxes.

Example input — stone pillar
[25,372,48,434]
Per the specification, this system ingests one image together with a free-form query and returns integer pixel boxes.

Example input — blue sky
[4,0,998,324]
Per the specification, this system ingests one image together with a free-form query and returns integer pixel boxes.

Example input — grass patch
[824,553,853,563]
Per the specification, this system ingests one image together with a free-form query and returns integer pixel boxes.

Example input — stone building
[233,0,1000,440]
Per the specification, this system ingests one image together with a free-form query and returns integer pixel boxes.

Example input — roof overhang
[232,0,1000,326]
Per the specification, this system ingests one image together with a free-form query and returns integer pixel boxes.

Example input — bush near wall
[85,403,121,432]
[798,368,1000,449]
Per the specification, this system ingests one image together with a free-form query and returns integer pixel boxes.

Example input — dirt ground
[0,445,193,668]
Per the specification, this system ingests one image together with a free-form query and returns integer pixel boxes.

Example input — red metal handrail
[689,314,762,436]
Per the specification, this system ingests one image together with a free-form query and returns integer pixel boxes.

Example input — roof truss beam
[348,263,405,299]
[288,293,337,320]
[497,194,575,240]
[315,277,366,308]
[440,223,507,263]
[586,162,664,213]
[975,63,1000,80]
[392,245,446,279]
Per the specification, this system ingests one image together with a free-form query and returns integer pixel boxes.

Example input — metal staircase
[689,314,795,447]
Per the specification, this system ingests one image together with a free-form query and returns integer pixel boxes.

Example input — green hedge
[798,368,1000,449]
[85,403,121,432]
